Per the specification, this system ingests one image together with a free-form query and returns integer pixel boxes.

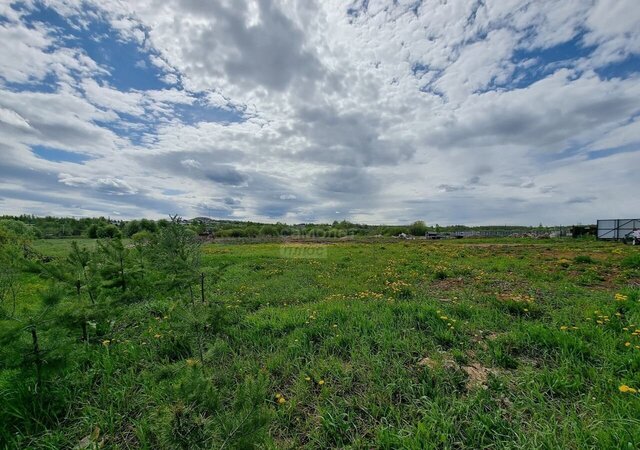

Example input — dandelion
[625,342,631,347]
[305,376,311,381]
[440,316,448,320]
[278,397,286,404]
[619,385,637,394]
[154,334,162,339]
[186,358,200,367]
[560,326,568,331]
[102,339,111,347]
[615,293,628,302]
[318,380,325,386]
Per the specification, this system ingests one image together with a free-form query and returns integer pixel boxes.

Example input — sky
[0,0,639,225]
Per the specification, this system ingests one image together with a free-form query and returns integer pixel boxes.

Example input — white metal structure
[596,219,640,240]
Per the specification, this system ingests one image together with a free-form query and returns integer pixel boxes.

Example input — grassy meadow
[2,237,640,448]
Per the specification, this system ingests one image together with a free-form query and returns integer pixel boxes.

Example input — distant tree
[259,225,278,236]
[408,220,428,236]
[124,220,142,237]
[96,224,121,239]
[139,218,157,233]
[0,219,36,242]
[87,224,99,239]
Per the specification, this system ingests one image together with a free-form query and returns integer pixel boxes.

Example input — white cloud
[0,106,31,129]
[1,0,639,224]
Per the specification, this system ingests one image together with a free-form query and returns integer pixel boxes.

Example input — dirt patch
[462,363,495,390]
[417,356,438,369]
[431,277,466,290]
[417,355,457,371]
[417,354,498,391]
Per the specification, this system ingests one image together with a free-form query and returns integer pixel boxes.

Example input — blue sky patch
[16,2,175,92]
[503,35,595,90]
[32,145,92,163]
[596,54,640,80]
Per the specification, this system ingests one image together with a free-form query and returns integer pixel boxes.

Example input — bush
[96,224,121,239]
[408,220,427,236]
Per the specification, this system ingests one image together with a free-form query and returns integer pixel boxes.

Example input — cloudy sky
[1,0,639,225]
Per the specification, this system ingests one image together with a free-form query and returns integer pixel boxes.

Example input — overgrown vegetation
[2,214,570,240]
[1,219,639,448]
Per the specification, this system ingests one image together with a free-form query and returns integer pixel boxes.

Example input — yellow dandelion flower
[277,397,286,404]
[619,385,637,393]
[305,376,311,381]
[625,342,631,347]
[102,339,110,347]
[318,380,325,385]
[186,358,200,367]
[154,334,161,339]
[560,326,568,331]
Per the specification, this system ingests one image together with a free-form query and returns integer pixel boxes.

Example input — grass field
[2,238,640,448]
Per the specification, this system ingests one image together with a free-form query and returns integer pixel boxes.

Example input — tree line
[1,216,557,241]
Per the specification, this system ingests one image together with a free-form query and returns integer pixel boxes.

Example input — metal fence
[597,219,640,240]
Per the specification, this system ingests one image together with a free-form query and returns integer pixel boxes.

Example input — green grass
[2,238,640,448]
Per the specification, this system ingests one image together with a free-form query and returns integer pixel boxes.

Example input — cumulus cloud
[0,0,639,224]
